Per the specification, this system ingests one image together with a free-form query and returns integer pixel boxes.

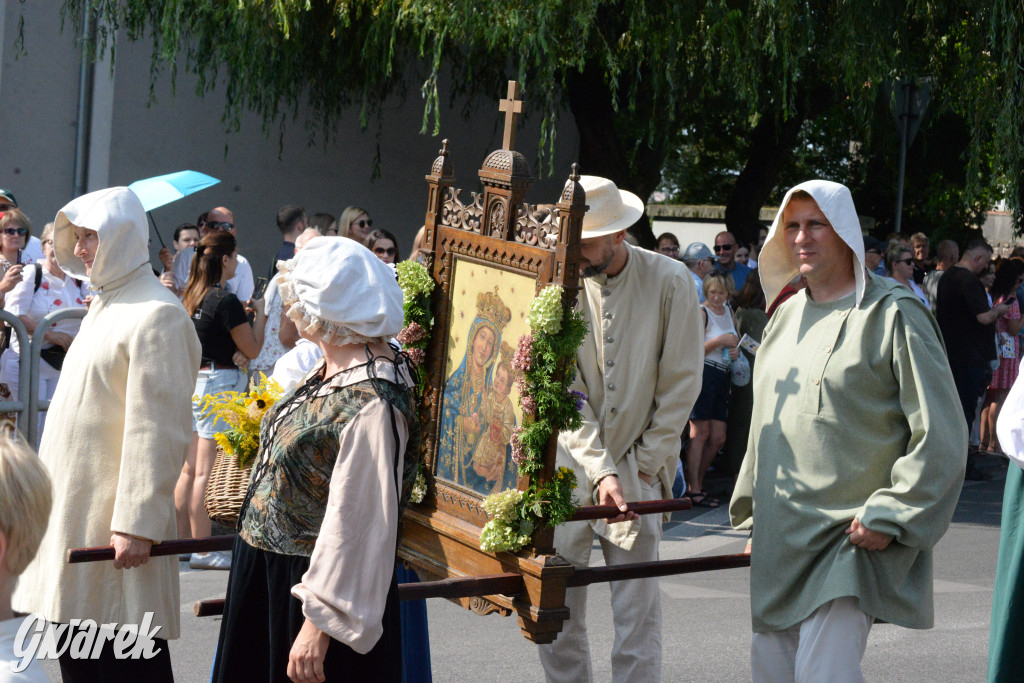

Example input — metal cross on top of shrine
[498,80,524,151]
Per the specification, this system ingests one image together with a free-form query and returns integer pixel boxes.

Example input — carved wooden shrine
[398,81,584,643]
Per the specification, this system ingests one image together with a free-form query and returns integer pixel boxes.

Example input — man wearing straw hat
[537,176,703,682]
[730,180,966,681]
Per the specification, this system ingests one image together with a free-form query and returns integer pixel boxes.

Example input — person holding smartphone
[0,209,33,307]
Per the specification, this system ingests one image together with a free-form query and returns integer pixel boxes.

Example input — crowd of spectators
[655,224,1021,494]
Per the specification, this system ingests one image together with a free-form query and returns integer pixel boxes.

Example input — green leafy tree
[61,1,1024,244]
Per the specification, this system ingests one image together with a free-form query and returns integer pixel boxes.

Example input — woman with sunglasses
[364,229,400,265]
[884,241,928,306]
[0,222,87,440]
[0,209,33,306]
[338,206,373,242]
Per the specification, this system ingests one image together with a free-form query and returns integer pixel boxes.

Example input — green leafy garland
[396,264,587,550]
[396,261,434,503]
[479,285,588,553]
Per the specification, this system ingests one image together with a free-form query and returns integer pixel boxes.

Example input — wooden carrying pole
[66,535,235,563]
[66,499,690,564]
[190,553,749,617]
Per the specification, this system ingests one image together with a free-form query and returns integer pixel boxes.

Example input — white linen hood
[759,179,867,307]
[53,186,150,289]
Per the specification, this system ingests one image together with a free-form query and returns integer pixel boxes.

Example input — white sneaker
[189,550,232,570]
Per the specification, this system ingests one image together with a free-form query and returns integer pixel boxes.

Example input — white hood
[53,187,150,289]
[759,179,866,307]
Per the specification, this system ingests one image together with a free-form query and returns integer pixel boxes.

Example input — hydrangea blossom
[479,518,532,553]
[406,348,426,366]
[481,488,524,519]
[409,471,428,504]
[526,286,564,335]
[396,261,434,301]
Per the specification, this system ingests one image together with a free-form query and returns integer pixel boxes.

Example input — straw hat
[580,176,645,238]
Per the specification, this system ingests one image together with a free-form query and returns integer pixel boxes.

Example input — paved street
[45,454,1006,682]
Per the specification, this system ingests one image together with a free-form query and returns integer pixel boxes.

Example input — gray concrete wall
[0,3,579,279]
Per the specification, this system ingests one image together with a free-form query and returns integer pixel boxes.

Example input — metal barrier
[0,308,88,444]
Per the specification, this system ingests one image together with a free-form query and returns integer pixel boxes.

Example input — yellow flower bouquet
[198,373,283,469]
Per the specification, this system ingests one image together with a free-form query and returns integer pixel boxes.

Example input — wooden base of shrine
[398,506,573,644]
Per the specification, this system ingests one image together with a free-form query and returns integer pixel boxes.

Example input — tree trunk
[565,63,669,249]
[725,81,839,245]
[724,113,807,245]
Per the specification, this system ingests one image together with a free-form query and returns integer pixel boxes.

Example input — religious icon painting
[436,260,533,497]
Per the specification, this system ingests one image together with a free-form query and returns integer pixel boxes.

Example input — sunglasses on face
[0,204,13,212]
[353,219,373,229]
[374,247,396,256]
[659,246,679,254]
[207,221,234,231]
[2,227,27,236]
[894,257,914,265]
[713,244,735,252]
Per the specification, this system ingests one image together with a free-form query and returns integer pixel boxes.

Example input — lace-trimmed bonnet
[277,236,403,346]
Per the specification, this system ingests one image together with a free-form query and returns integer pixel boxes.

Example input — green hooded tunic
[731,273,967,632]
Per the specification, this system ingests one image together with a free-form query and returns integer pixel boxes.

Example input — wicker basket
[204,447,253,528]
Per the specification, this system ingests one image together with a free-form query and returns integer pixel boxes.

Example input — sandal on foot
[686,491,720,508]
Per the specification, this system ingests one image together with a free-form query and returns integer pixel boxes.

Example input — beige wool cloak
[14,187,201,639]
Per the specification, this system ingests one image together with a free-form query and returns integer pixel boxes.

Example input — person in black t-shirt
[936,239,1010,480]
[175,231,267,569]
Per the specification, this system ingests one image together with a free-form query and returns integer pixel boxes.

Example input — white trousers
[751,597,874,683]
[537,479,663,683]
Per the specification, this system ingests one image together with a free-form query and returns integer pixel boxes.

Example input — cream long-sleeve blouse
[558,244,703,550]
[730,275,967,632]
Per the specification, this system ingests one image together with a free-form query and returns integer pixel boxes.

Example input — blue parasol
[128,170,220,247]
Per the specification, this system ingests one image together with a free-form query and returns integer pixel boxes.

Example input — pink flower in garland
[512,334,533,373]
[520,393,537,416]
[397,321,427,345]
[510,427,527,465]
[406,348,426,366]
[515,375,529,397]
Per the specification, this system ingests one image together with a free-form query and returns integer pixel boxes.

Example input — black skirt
[212,535,402,682]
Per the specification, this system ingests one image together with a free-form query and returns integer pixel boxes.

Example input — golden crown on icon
[498,341,514,368]
[476,287,512,332]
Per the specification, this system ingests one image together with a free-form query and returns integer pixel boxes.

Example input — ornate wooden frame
[398,82,588,642]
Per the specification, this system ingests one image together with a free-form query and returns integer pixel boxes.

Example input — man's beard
[581,250,615,278]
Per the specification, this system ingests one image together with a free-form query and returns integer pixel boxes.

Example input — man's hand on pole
[110,532,153,569]
[597,475,640,524]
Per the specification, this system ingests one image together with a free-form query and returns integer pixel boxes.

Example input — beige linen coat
[13,187,201,639]
[557,244,703,550]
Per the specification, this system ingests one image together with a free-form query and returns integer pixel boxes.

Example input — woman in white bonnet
[212,237,420,682]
